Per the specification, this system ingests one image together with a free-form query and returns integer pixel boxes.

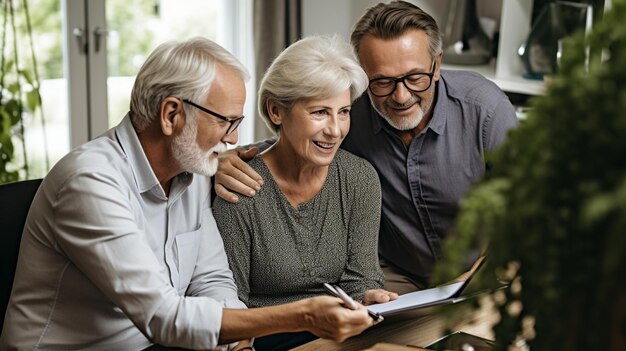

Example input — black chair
[0,178,43,332]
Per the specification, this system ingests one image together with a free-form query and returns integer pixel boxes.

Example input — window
[9,0,254,180]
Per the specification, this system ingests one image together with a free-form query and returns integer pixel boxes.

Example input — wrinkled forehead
[358,30,433,79]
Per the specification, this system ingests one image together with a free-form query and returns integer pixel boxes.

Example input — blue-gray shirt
[342,70,518,282]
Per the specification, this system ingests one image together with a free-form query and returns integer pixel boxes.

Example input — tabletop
[292,297,498,351]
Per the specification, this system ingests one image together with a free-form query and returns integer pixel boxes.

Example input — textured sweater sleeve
[337,154,384,300]
[212,196,253,306]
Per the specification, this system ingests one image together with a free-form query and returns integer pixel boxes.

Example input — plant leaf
[19,69,34,85]
[26,89,41,113]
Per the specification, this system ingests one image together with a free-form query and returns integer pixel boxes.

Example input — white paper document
[368,281,466,315]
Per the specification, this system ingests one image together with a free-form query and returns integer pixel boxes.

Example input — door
[7,0,253,180]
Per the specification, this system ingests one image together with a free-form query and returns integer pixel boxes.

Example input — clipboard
[368,258,496,316]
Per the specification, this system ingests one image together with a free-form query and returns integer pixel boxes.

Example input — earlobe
[434,52,443,81]
[267,100,282,125]
[160,97,182,136]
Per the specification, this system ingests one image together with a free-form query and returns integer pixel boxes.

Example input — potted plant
[436,0,626,349]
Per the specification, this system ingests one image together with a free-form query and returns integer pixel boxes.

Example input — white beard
[368,91,424,131]
[171,117,226,176]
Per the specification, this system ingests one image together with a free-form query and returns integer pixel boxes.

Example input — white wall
[302,0,501,42]
[302,0,351,40]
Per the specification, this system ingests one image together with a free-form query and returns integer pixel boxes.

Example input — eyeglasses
[368,60,437,97]
[182,99,244,135]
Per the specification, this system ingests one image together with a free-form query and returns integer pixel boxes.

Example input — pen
[322,283,384,322]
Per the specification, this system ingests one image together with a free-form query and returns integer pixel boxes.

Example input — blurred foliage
[434,0,626,349]
[1,0,44,183]
[27,0,62,78]
[0,0,158,183]
[106,0,156,76]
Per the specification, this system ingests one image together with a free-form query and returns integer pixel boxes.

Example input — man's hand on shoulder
[215,147,263,203]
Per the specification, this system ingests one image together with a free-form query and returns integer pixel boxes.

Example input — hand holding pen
[323,283,384,322]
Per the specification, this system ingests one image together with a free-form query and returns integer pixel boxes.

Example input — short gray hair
[351,1,442,59]
[130,37,249,132]
[258,35,368,135]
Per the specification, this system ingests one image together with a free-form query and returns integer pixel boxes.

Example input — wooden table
[292,298,498,351]
[362,343,429,351]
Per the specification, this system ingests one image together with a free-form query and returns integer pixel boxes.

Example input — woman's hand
[362,289,399,305]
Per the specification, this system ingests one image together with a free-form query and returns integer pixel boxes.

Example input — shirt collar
[114,113,162,194]
[427,72,448,136]
[369,72,449,136]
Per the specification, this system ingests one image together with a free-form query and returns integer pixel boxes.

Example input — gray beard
[368,91,424,131]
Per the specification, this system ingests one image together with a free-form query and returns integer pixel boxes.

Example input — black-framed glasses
[182,99,244,135]
[368,60,437,97]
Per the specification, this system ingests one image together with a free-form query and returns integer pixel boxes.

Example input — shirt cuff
[222,298,247,310]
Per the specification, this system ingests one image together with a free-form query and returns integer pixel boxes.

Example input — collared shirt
[342,70,518,282]
[0,114,245,351]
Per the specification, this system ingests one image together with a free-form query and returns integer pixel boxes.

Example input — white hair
[258,35,368,135]
[130,37,249,132]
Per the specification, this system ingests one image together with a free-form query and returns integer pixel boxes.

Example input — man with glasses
[1,38,375,351]
[215,1,518,295]
[183,99,245,136]
[344,0,518,294]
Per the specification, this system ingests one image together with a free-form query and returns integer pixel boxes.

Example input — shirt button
[309,270,315,277]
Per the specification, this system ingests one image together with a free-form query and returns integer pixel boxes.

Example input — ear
[267,100,284,126]
[434,51,443,82]
[160,97,184,136]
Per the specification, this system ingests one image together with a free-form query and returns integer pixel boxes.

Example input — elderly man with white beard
[0,37,375,351]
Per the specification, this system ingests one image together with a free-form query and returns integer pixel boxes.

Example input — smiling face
[271,89,351,168]
[358,29,442,131]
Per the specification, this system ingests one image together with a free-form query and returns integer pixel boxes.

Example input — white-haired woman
[213,35,397,350]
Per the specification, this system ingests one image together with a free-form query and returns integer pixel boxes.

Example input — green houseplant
[1,0,46,183]
[436,0,626,350]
